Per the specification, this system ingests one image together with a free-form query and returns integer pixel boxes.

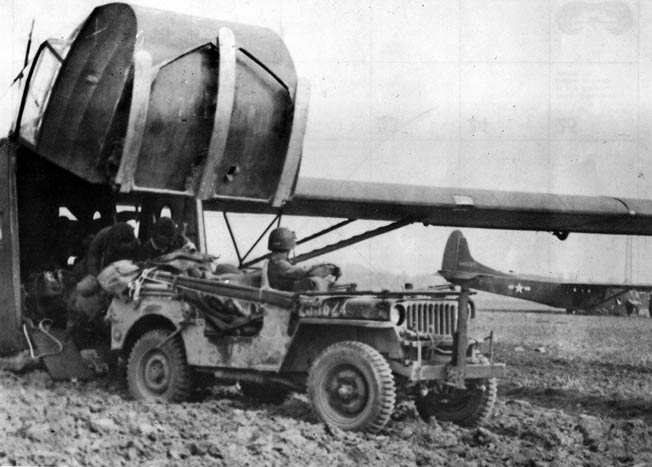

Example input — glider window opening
[58,207,77,221]
[17,40,70,145]
[159,206,172,218]
[117,204,141,237]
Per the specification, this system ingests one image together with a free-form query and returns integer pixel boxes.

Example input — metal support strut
[240,218,411,268]
[291,219,413,264]
[449,287,469,388]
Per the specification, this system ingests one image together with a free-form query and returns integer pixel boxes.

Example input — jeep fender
[108,298,184,353]
[279,319,403,373]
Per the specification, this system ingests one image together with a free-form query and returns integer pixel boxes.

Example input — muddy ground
[1,311,652,466]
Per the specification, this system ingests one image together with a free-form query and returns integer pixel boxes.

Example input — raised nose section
[17,3,305,206]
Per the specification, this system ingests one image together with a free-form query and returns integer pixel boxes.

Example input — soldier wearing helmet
[141,217,196,260]
[84,222,140,277]
[267,227,341,291]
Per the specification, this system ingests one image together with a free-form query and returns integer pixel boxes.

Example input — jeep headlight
[389,304,405,325]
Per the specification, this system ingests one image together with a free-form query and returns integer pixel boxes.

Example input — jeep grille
[405,301,457,335]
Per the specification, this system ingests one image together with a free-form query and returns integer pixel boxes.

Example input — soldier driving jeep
[267,227,341,292]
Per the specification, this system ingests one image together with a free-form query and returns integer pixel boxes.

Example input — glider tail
[440,230,501,280]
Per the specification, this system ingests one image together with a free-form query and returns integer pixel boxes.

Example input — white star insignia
[508,282,531,293]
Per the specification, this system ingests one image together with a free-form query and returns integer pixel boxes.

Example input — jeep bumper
[389,360,507,382]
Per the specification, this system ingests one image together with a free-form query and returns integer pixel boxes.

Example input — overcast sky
[2,0,652,285]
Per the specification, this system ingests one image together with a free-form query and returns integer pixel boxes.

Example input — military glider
[439,230,652,314]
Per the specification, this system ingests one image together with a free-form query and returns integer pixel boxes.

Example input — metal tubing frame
[195,200,207,254]
[296,219,355,246]
[453,287,470,383]
[239,214,282,266]
[290,219,413,264]
[116,49,153,192]
[222,211,283,267]
[197,27,237,200]
[240,219,411,268]
[272,77,310,207]
[222,212,242,264]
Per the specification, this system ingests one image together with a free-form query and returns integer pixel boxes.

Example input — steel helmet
[153,217,178,240]
[151,217,178,249]
[268,227,296,251]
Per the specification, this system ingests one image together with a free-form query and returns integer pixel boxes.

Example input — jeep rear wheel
[127,329,191,402]
[415,356,497,427]
[308,341,396,433]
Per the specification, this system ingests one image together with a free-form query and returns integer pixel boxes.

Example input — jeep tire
[415,355,497,427]
[308,341,396,433]
[127,329,192,402]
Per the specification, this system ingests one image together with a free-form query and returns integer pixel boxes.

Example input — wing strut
[240,219,413,268]
[291,219,412,264]
[296,219,356,246]
[237,217,355,268]
[235,218,410,269]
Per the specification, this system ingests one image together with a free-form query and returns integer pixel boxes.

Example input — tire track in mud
[495,344,652,423]
[2,311,652,466]
[1,363,651,467]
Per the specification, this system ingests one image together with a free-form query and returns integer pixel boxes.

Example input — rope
[129,267,159,301]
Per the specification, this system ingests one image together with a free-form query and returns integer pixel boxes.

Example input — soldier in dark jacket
[85,222,140,277]
[140,217,196,260]
[68,222,140,344]
[267,227,340,291]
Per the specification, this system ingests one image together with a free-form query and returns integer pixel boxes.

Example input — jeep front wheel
[308,341,396,433]
[127,329,192,402]
[415,356,497,427]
